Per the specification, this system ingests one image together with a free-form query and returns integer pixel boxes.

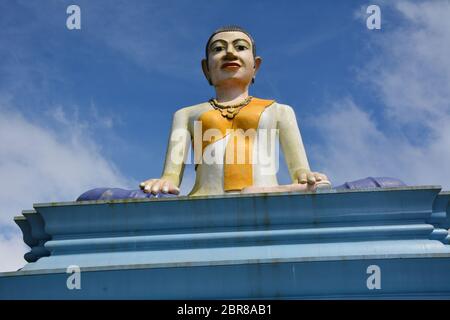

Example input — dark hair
[205,25,256,60]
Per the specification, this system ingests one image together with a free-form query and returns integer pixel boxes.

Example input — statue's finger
[140,179,155,190]
[299,173,308,184]
[161,181,170,194]
[167,182,180,195]
[143,180,156,192]
[143,184,152,193]
[151,181,162,195]
[140,181,149,189]
[314,173,323,182]
[307,173,316,185]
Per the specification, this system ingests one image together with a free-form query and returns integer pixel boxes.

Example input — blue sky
[1,0,450,271]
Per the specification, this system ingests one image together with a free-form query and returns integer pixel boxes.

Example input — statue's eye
[236,45,247,51]
[213,46,224,52]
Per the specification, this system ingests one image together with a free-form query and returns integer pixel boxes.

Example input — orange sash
[197,98,275,191]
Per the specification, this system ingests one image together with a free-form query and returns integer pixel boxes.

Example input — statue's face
[203,31,261,87]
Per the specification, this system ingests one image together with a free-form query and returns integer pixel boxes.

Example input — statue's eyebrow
[209,38,251,50]
[232,38,251,46]
[209,39,227,49]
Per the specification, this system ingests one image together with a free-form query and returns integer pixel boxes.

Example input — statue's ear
[201,59,212,85]
[254,56,262,73]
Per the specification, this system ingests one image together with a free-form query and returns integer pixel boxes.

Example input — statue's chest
[199,108,264,134]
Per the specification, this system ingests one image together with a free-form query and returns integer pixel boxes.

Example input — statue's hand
[139,178,180,195]
[295,169,330,186]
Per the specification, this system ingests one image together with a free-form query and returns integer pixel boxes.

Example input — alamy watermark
[366,264,381,290]
[169,121,280,175]
[66,5,81,30]
[66,265,81,290]
[366,5,381,30]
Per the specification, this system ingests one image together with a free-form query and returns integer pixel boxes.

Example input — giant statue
[139,26,331,197]
[77,26,405,202]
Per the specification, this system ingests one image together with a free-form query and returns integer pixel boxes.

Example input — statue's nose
[223,49,238,60]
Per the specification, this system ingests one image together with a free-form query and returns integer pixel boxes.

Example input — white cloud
[0,104,133,272]
[353,4,370,23]
[370,1,450,126]
[311,0,450,189]
[0,232,27,273]
[311,98,450,187]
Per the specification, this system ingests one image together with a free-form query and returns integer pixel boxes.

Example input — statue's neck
[214,85,250,106]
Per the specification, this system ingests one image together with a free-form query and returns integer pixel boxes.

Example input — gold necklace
[209,96,253,119]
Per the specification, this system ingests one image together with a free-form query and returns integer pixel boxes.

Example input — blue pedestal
[1,186,449,299]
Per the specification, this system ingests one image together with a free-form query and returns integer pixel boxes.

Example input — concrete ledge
[1,186,450,299]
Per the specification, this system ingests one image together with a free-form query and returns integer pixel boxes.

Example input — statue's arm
[277,104,311,183]
[140,108,191,194]
[160,108,191,186]
[277,104,329,185]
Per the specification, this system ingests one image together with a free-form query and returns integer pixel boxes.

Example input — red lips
[221,62,241,69]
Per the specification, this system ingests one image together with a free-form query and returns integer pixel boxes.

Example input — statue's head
[202,26,262,88]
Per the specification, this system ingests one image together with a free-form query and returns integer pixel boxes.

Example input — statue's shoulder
[270,101,293,110]
[173,102,211,119]
[267,101,296,117]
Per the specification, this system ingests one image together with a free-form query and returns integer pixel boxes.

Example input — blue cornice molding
[2,186,450,299]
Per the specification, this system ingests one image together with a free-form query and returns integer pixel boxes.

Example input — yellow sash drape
[197,98,275,191]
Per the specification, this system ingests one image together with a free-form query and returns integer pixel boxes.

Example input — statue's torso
[183,100,284,196]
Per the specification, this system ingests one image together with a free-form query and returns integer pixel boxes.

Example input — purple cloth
[76,177,406,201]
[76,188,176,201]
[335,177,406,190]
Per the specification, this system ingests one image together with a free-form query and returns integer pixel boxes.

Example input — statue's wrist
[294,168,311,176]
[161,174,180,187]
